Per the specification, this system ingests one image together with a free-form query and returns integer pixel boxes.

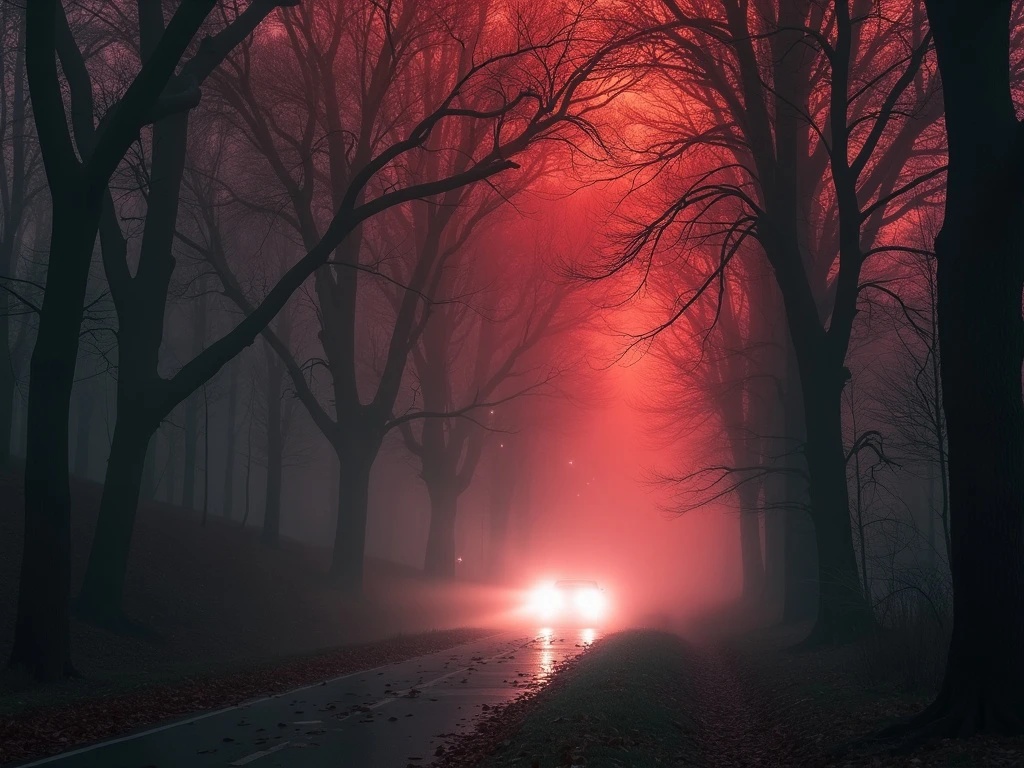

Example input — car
[528,579,607,624]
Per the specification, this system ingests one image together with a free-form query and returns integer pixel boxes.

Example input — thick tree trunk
[760,347,795,619]
[181,289,206,511]
[9,198,99,680]
[902,0,1024,733]
[801,378,872,643]
[923,227,1024,731]
[260,352,284,548]
[329,439,376,592]
[776,361,817,624]
[76,409,153,623]
[0,12,27,469]
[782,506,818,622]
[423,479,460,579]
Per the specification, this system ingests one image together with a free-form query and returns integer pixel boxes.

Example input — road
[18,627,599,768]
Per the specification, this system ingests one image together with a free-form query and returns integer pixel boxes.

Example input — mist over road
[16,629,598,768]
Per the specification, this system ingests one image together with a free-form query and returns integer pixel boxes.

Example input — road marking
[341,640,538,720]
[13,632,523,768]
[234,633,575,768]
[228,741,292,766]
[224,638,541,767]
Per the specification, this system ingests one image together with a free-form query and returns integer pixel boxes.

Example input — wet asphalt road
[19,627,599,768]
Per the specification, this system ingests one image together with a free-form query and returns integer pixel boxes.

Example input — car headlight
[575,588,605,619]
[531,585,564,617]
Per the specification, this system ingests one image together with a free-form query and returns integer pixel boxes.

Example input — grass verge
[438,630,699,768]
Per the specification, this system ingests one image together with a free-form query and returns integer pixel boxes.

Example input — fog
[57,189,743,629]
[2,1,973,711]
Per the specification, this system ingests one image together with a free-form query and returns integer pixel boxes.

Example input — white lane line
[341,636,549,720]
[13,632,523,768]
[223,638,539,767]
[228,741,292,766]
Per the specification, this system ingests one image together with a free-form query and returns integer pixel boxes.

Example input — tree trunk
[904,0,1024,733]
[75,409,153,623]
[261,349,284,547]
[221,359,239,520]
[423,479,460,579]
[924,225,1024,731]
[0,10,27,469]
[801,378,872,643]
[926,459,937,572]
[77,284,169,619]
[8,197,99,680]
[329,439,376,592]
[181,290,207,511]
[776,360,817,624]
[760,350,794,619]
[9,212,48,463]
[849,383,871,604]
[782,506,818,622]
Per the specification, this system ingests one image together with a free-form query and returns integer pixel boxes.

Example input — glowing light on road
[540,647,555,679]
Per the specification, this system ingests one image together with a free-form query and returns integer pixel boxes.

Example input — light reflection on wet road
[18,627,600,768]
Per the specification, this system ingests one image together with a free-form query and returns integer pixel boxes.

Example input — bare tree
[12,0,248,681]
[0,4,40,466]
[612,0,941,643]
[889,0,1024,738]
[643,253,775,603]
[400,242,578,578]
[66,0,631,618]
[65,0,295,625]
[202,0,644,591]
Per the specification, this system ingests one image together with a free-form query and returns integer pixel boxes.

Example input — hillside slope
[0,469,506,691]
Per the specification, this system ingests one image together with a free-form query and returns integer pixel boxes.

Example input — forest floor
[437,627,1024,768]
[0,468,506,763]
